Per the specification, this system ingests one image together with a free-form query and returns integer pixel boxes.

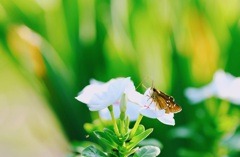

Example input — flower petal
[89,79,103,85]
[75,83,102,105]
[184,83,215,104]
[128,87,177,125]
[127,90,144,105]
[99,107,113,120]
[185,70,240,105]
[213,70,235,99]
[226,78,240,104]
[157,113,175,125]
[140,108,165,119]
[99,101,140,121]
[76,77,133,111]
[125,102,141,121]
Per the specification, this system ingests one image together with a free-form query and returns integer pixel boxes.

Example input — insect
[148,87,182,114]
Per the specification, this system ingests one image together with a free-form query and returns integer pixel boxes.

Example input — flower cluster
[185,70,240,104]
[76,77,177,125]
[75,77,180,156]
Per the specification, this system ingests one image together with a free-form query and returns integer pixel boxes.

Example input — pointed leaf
[103,128,122,145]
[94,131,118,149]
[134,125,145,136]
[120,132,130,142]
[126,128,153,150]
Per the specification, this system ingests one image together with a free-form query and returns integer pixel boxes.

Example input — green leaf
[103,128,130,145]
[81,145,107,157]
[133,146,160,157]
[123,147,139,157]
[134,125,145,136]
[126,128,153,150]
[138,138,163,149]
[94,131,118,149]
[84,119,113,134]
[119,132,130,142]
[103,128,123,146]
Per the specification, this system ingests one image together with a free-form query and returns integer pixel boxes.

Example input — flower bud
[120,93,127,113]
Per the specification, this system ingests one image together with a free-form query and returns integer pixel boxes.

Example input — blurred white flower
[226,78,240,104]
[128,88,175,126]
[185,70,240,104]
[75,77,141,121]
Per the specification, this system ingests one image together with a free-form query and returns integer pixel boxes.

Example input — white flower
[128,88,175,126]
[226,78,240,104]
[99,101,140,121]
[185,70,240,104]
[75,77,141,120]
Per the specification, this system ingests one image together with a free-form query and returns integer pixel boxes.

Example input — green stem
[120,112,126,136]
[129,114,143,138]
[108,105,120,136]
[125,116,130,134]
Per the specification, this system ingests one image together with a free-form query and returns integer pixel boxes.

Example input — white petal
[99,104,120,120]
[140,108,165,118]
[127,90,144,105]
[75,84,101,105]
[99,101,141,121]
[99,108,113,120]
[212,71,240,104]
[127,87,155,108]
[124,80,136,94]
[184,70,235,104]
[213,70,235,86]
[125,102,141,121]
[157,113,175,125]
[76,77,133,111]
[184,83,215,104]
[226,78,240,104]
[90,79,104,85]
[213,70,235,99]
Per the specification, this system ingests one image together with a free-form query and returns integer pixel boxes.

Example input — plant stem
[124,116,130,134]
[129,114,143,138]
[108,105,120,136]
[120,113,126,136]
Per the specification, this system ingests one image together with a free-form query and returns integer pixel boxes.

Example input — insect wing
[156,89,182,113]
[155,95,168,110]
[168,102,182,113]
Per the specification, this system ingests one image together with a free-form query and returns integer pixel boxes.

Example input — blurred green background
[0,0,240,156]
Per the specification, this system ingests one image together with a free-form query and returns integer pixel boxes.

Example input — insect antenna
[135,81,148,90]
[135,81,143,90]
[151,80,155,89]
